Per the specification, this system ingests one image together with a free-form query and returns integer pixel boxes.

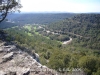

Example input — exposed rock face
[2,52,13,62]
[0,41,56,75]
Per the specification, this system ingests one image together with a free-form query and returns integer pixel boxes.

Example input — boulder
[16,67,30,75]
[6,67,30,75]
[35,53,40,63]
[0,70,6,75]
[7,72,16,75]
[0,42,5,46]
[2,52,13,62]
[0,48,3,53]
[3,45,16,52]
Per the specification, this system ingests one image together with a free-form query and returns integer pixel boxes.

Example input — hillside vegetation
[48,14,100,50]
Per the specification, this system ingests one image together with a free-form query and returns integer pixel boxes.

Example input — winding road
[62,38,72,45]
[42,27,73,45]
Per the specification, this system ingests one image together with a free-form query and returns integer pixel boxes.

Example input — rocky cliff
[0,40,58,75]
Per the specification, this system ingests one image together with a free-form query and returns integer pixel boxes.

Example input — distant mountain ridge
[0,20,18,29]
[7,13,75,25]
[48,14,100,36]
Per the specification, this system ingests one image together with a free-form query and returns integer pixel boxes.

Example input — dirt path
[62,38,72,45]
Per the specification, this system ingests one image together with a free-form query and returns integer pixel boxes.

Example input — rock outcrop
[0,41,57,75]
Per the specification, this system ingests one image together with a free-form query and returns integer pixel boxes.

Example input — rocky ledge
[0,41,57,75]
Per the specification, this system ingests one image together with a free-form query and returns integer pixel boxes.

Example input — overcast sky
[20,0,100,13]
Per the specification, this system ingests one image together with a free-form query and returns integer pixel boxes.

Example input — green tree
[0,0,22,22]
[44,51,51,59]
[78,56,98,75]
[93,68,100,75]
[48,51,71,72]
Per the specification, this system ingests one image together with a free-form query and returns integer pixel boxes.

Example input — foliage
[0,0,22,22]
[48,14,100,50]
[78,56,100,75]
[48,50,71,71]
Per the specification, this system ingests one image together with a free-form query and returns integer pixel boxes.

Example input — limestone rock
[35,53,40,63]
[2,52,13,62]
[7,72,16,75]
[0,41,56,75]
[0,48,3,53]
[0,70,6,75]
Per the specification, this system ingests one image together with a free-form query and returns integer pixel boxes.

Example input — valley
[0,13,100,75]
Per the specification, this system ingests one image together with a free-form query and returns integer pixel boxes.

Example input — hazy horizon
[16,12,100,14]
[20,0,100,13]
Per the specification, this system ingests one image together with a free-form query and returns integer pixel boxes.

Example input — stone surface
[0,48,3,52]
[0,70,6,75]
[0,41,56,75]
[2,52,13,62]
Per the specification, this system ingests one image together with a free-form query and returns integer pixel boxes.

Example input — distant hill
[0,20,18,29]
[48,14,100,50]
[48,14,100,36]
[7,13,21,20]
[8,13,75,25]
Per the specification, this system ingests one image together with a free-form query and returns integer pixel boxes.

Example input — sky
[20,0,100,13]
